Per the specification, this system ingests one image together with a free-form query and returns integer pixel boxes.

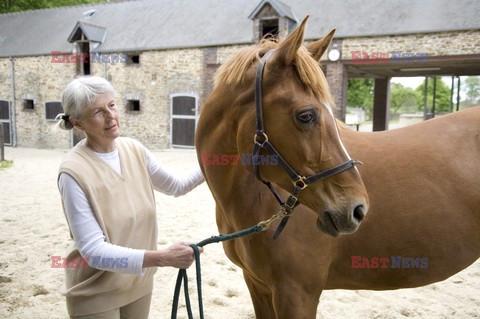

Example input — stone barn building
[0,0,479,149]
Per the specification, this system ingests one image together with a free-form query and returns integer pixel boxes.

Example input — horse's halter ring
[252,50,362,239]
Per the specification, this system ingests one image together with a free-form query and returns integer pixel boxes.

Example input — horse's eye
[297,111,315,124]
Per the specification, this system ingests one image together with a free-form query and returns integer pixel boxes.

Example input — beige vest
[58,137,157,316]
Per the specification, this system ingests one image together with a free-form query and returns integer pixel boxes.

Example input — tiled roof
[0,0,479,57]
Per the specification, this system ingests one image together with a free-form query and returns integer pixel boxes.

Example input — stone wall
[1,56,74,148]
[97,48,205,150]
[339,30,480,60]
[0,58,12,100]
[325,63,348,120]
[3,47,218,150]
[4,29,479,149]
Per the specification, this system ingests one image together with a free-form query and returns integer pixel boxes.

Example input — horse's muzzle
[317,203,367,237]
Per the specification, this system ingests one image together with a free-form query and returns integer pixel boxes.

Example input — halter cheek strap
[252,50,361,239]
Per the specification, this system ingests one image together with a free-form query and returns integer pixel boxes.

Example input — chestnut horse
[195,17,480,318]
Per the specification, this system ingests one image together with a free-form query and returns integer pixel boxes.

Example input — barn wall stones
[0,56,73,148]
[2,45,249,149]
[340,30,480,59]
[3,30,480,149]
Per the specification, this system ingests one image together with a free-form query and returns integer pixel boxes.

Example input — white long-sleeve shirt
[58,141,204,276]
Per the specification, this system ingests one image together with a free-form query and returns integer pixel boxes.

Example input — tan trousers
[70,293,152,319]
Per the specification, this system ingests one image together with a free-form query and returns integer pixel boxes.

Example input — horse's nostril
[353,205,365,223]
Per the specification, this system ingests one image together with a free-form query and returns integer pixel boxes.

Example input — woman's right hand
[143,242,204,269]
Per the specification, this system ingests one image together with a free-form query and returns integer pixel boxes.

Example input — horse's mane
[214,39,334,106]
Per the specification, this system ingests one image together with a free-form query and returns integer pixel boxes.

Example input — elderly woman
[56,76,204,319]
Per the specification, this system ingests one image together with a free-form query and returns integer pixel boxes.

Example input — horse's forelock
[213,40,276,87]
[213,39,333,107]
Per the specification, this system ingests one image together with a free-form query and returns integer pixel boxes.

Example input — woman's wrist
[142,243,199,269]
[143,250,164,268]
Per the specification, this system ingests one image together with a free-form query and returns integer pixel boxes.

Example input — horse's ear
[274,15,309,66]
[306,29,336,61]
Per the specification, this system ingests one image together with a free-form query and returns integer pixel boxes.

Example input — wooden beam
[372,78,390,131]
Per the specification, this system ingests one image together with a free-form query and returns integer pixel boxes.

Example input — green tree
[0,0,108,13]
[463,76,480,104]
[415,77,452,114]
[390,82,419,115]
[347,78,374,119]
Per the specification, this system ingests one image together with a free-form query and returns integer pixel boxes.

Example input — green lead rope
[171,225,263,319]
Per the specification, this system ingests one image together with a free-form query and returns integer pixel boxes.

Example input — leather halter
[252,50,361,239]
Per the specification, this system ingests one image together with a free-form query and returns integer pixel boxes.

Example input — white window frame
[169,93,198,149]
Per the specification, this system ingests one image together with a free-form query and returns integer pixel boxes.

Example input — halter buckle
[293,176,308,190]
[284,195,298,211]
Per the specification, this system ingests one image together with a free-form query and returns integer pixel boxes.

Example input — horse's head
[210,17,369,237]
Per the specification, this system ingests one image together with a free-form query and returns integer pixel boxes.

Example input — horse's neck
[198,89,287,229]
[205,161,278,227]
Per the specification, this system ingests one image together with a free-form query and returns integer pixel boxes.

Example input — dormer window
[79,41,90,75]
[261,18,279,38]
[67,21,106,76]
[249,0,297,41]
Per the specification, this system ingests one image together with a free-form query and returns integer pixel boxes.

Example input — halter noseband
[252,50,361,239]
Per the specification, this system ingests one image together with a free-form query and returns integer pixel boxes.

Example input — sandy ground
[0,146,479,319]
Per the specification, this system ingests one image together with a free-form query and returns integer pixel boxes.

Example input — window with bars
[126,99,141,112]
[23,99,34,110]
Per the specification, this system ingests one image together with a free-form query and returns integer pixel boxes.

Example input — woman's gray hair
[55,76,116,130]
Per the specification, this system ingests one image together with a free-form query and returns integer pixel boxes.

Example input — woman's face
[76,93,120,147]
